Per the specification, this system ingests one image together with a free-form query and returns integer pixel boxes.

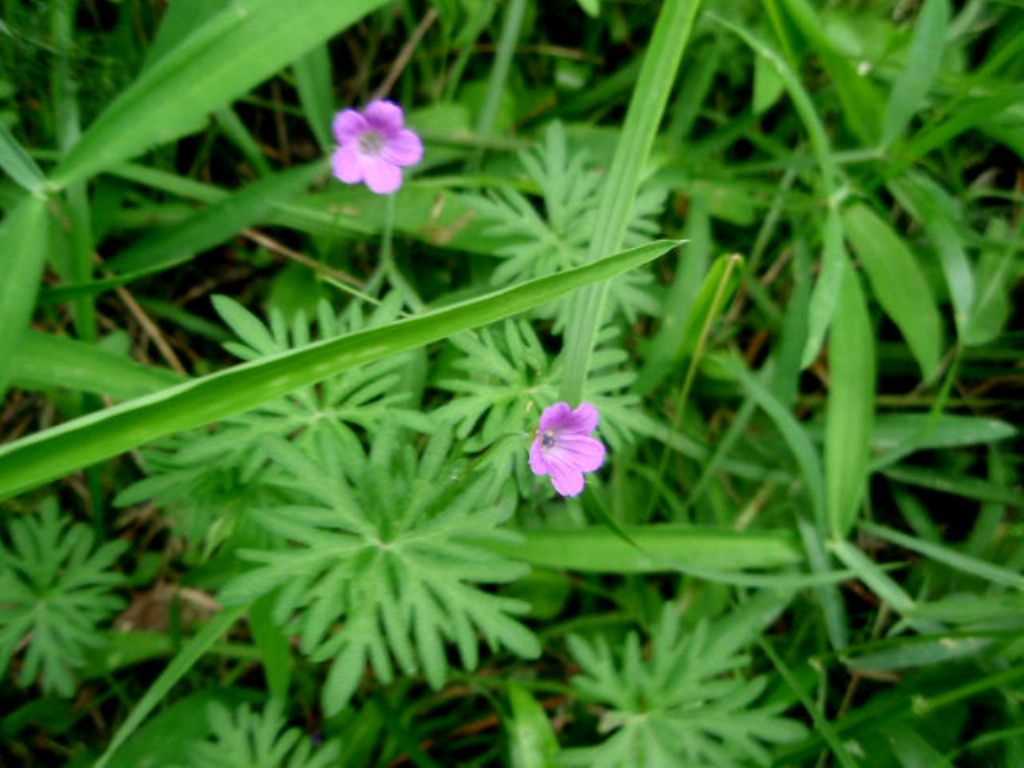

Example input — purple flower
[529,402,606,497]
[331,100,423,195]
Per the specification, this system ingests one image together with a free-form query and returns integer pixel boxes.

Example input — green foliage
[468,122,665,328]
[174,700,341,768]
[436,321,645,496]
[0,501,125,696]
[220,429,540,714]
[564,603,807,766]
[2,0,1023,764]
[114,294,430,551]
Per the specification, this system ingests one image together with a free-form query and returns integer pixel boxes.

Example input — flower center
[541,431,557,449]
[358,131,383,155]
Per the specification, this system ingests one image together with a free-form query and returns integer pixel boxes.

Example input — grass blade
[842,202,943,381]
[0,196,50,396]
[560,0,701,403]
[825,268,875,536]
[723,357,825,527]
[883,465,1023,508]
[0,122,47,194]
[108,161,324,273]
[862,522,1024,590]
[293,44,335,151]
[93,605,247,768]
[505,682,560,768]
[0,240,678,501]
[882,0,950,146]
[774,0,884,144]
[11,331,183,400]
[49,0,389,188]
[888,173,974,337]
[830,539,916,616]
[488,525,802,573]
[801,208,846,366]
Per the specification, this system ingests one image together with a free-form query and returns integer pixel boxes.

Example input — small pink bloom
[331,100,423,195]
[529,402,606,497]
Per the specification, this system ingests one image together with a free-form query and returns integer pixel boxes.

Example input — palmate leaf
[434,320,647,497]
[172,700,341,768]
[115,294,431,552]
[468,122,664,328]
[220,429,540,714]
[564,602,807,767]
[0,501,126,696]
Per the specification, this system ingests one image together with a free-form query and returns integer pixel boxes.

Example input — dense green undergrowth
[1,0,1022,765]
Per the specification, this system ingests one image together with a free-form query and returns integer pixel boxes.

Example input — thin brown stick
[114,286,187,374]
[371,8,439,101]
[242,228,363,287]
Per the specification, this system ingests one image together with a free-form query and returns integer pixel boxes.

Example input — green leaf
[222,432,540,715]
[249,597,293,700]
[964,219,1015,346]
[753,51,785,114]
[0,122,47,194]
[888,173,973,337]
[898,83,1024,172]
[0,239,677,502]
[485,525,802,573]
[882,465,1023,509]
[214,107,273,177]
[677,254,743,363]
[882,0,950,145]
[104,690,245,768]
[870,413,1016,470]
[630,252,737,397]
[185,700,341,768]
[0,196,50,397]
[842,202,943,381]
[93,606,248,768]
[49,0,389,188]
[825,267,875,536]
[566,602,807,767]
[774,0,884,144]
[716,14,847,369]
[107,163,322,276]
[293,45,334,151]
[635,194,711,394]
[40,162,330,305]
[861,522,1024,591]
[829,540,916,616]
[561,0,702,403]
[711,13,839,192]
[886,724,954,768]
[722,357,825,527]
[801,208,846,367]
[0,502,126,696]
[11,331,183,400]
[506,682,561,768]
[844,633,995,671]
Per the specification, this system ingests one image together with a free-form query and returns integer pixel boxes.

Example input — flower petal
[529,438,549,475]
[538,401,599,435]
[332,145,363,184]
[381,129,423,167]
[554,434,605,473]
[333,109,368,144]
[549,463,585,497]
[539,402,573,432]
[362,158,402,194]
[569,402,600,434]
[364,100,404,134]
